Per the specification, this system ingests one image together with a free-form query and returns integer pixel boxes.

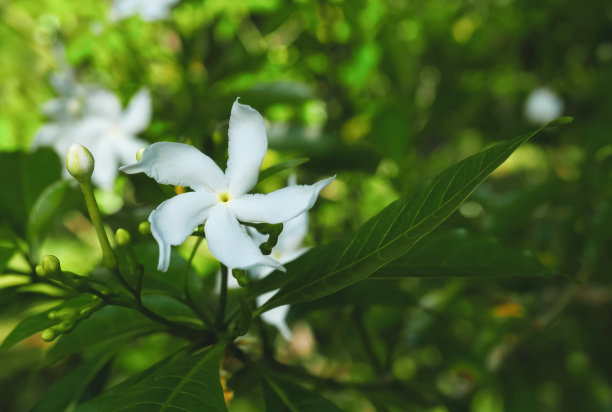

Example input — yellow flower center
[218,192,231,203]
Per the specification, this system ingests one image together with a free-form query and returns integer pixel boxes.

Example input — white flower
[120,99,334,272]
[34,88,152,189]
[525,87,564,125]
[111,0,180,22]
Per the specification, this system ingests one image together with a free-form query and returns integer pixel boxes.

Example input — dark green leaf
[0,148,62,234]
[74,343,227,412]
[0,295,94,353]
[27,180,71,257]
[261,373,344,412]
[258,121,569,312]
[258,158,309,183]
[32,346,118,412]
[372,229,552,279]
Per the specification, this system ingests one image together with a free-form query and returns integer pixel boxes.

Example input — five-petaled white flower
[34,87,152,189]
[111,0,180,22]
[120,99,334,272]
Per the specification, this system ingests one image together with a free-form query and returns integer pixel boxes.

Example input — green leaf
[27,180,71,257]
[0,148,62,234]
[0,295,94,353]
[32,346,118,412]
[258,121,569,312]
[74,343,228,412]
[261,372,344,412]
[258,158,309,183]
[372,229,552,279]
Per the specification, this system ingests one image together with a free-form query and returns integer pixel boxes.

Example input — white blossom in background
[34,84,152,189]
[254,202,310,341]
[524,87,564,125]
[111,0,180,22]
[120,99,334,273]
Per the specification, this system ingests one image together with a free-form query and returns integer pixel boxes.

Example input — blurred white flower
[120,99,334,273]
[253,196,310,341]
[34,85,151,189]
[111,0,180,22]
[525,87,564,125]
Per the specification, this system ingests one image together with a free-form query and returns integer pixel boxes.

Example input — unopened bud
[35,264,46,277]
[55,308,78,320]
[136,146,146,162]
[115,228,131,245]
[66,144,95,182]
[41,328,58,342]
[138,221,151,235]
[55,319,76,333]
[232,269,250,287]
[42,255,61,274]
[48,311,59,320]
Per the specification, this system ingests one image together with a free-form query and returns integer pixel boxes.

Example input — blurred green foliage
[1,0,612,411]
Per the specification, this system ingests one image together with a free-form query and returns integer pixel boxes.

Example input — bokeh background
[1,0,612,411]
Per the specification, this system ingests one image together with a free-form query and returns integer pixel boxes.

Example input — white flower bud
[66,143,95,182]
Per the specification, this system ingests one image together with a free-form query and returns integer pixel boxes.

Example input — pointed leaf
[258,121,570,312]
[27,180,71,256]
[74,343,227,412]
[262,378,344,412]
[372,229,553,279]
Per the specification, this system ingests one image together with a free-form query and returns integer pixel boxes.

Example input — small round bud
[35,264,46,277]
[66,143,95,182]
[115,228,131,246]
[138,221,151,235]
[55,319,76,333]
[56,308,78,320]
[136,146,146,162]
[48,311,58,320]
[232,269,250,287]
[41,328,58,342]
[42,255,61,274]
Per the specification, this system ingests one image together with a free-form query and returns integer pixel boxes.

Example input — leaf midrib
[267,134,530,306]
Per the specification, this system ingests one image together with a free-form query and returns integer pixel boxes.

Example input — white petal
[139,0,178,21]
[120,142,227,192]
[225,99,268,196]
[276,211,309,255]
[149,191,217,271]
[257,290,292,340]
[90,142,119,190]
[116,136,149,165]
[229,176,334,224]
[84,89,122,119]
[121,89,151,134]
[204,206,285,271]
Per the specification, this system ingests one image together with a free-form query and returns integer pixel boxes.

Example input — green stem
[216,264,229,330]
[78,181,116,270]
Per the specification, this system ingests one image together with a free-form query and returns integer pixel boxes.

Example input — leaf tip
[545,116,574,128]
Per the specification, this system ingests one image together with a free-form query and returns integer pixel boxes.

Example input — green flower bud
[55,319,76,333]
[42,255,61,274]
[138,221,151,235]
[35,264,46,277]
[56,308,78,320]
[48,311,58,320]
[136,146,146,162]
[232,269,250,287]
[66,143,95,182]
[41,328,58,342]
[115,228,131,245]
